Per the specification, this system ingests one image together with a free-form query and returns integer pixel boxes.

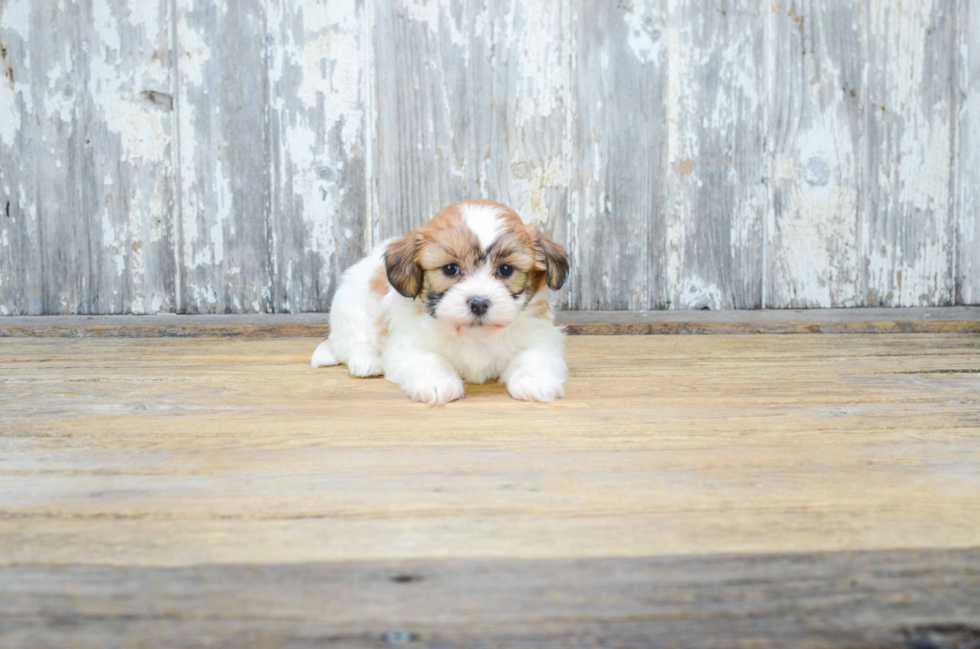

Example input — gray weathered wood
[665,0,766,309]
[959,0,980,304]
[1,550,978,648]
[3,307,979,337]
[865,0,956,306]
[174,0,272,314]
[767,0,864,308]
[0,0,176,316]
[372,0,569,254]
[2,0,979,314]
[567,0,667,310]
[266,0,369,313]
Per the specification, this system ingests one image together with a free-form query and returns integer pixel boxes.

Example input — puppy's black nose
[468,297,490,317]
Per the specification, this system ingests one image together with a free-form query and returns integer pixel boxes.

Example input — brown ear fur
[384,231,423,298]
[529,226,569,291]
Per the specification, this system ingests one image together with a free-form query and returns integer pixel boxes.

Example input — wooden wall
[0,0,977,314]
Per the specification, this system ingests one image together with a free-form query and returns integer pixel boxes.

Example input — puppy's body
[312,200,569,404]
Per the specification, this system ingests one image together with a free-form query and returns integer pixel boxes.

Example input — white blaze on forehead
[460,202,504,251]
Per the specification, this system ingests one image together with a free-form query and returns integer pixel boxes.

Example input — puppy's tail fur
[310,339,339,368]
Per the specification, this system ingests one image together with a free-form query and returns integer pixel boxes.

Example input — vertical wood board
[767,0,864,308]
[372,0,569,252]
[864,0,955,306]
[567,0,668,310]
[958,0,980,304]
[665,0,767,309]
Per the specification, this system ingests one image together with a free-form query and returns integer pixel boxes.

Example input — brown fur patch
[369,265,390,297]
[375,312,391,338]
[531,299,553,318]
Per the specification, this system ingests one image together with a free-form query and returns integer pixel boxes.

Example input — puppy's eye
[497,264,514,278]
[442,263,460,277]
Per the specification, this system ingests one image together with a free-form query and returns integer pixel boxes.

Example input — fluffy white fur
[312,205,568,405]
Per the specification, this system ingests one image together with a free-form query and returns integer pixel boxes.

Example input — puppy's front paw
[404,373,465,405]
[347,346,383,377]
[506,373,565,403]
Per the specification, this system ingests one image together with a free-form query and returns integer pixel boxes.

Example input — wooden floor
[2,333,980,647]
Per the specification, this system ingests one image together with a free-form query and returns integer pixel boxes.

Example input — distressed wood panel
[2,551,979,648]
[864,0,955,306]
[372,0,569,250]
[959,0,980,304]
[767,1,864,308]
[567,0,667,310]
[174,0,272,313]
[2,334,980,566]
[665,0,767,309]
[266,0,369,313]
[2,0,977,313]
[0,0,175,316]
[2,307,980,338]
[0,0,65,316]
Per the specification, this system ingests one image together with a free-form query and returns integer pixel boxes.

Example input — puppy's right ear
[384,231,423,298]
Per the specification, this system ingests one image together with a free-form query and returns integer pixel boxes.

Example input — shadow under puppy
[311,200,569,405]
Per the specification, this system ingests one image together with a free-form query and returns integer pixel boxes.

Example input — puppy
[311,200,570,405]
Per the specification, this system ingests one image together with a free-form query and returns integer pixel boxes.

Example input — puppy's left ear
[529,226,569,291]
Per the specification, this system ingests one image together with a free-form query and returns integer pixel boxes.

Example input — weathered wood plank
[266,0,369,313]
[864,0,956,306]
[2,334,979,565]
[767,1,864,308]
[174,0,271,313]
[372,0,569,250]
[74,0,178,316]
[958,0,980,304]
[2,334,979,643]
[1,0,176,316]
[665,0,767,310]
[0,0,65,316]
[566,0,667,310]
[1,550,978,648]
[1,307,979,337]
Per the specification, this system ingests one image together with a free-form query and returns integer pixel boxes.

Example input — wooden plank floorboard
[2,550,978,649]
[1,335,979,646]
[1,307,979,337]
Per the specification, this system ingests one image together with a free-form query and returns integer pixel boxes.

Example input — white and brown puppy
[311,200,569,405]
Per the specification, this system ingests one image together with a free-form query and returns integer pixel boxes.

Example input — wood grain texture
[2,307,980,337]
[767,0,863,308]
[2,551,978,648]
[2,335,980,565]
[266,0,369,313]
[865,0,956,306]
[174,0,273,314]
[2,0,979,315]
[959,0,980,304]
[0,0,176,316]
[1,334,979,645]
[665,0,766,309]
[372,0,569,250]
[566,0,666,310]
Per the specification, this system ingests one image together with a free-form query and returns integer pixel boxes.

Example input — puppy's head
[384,200,568,337]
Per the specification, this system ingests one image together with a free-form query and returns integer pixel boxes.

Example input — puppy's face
[385,200,568,337]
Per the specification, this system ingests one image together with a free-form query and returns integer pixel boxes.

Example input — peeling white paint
[2,0,976,315]
[623,0,665,65]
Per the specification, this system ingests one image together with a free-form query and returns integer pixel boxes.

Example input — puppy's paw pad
[507,374,565,403]
[405,374,465,405]
[311,340,338,368]
[347,348,383,377]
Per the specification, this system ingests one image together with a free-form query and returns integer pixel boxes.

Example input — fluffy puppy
[311,200,570,405]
